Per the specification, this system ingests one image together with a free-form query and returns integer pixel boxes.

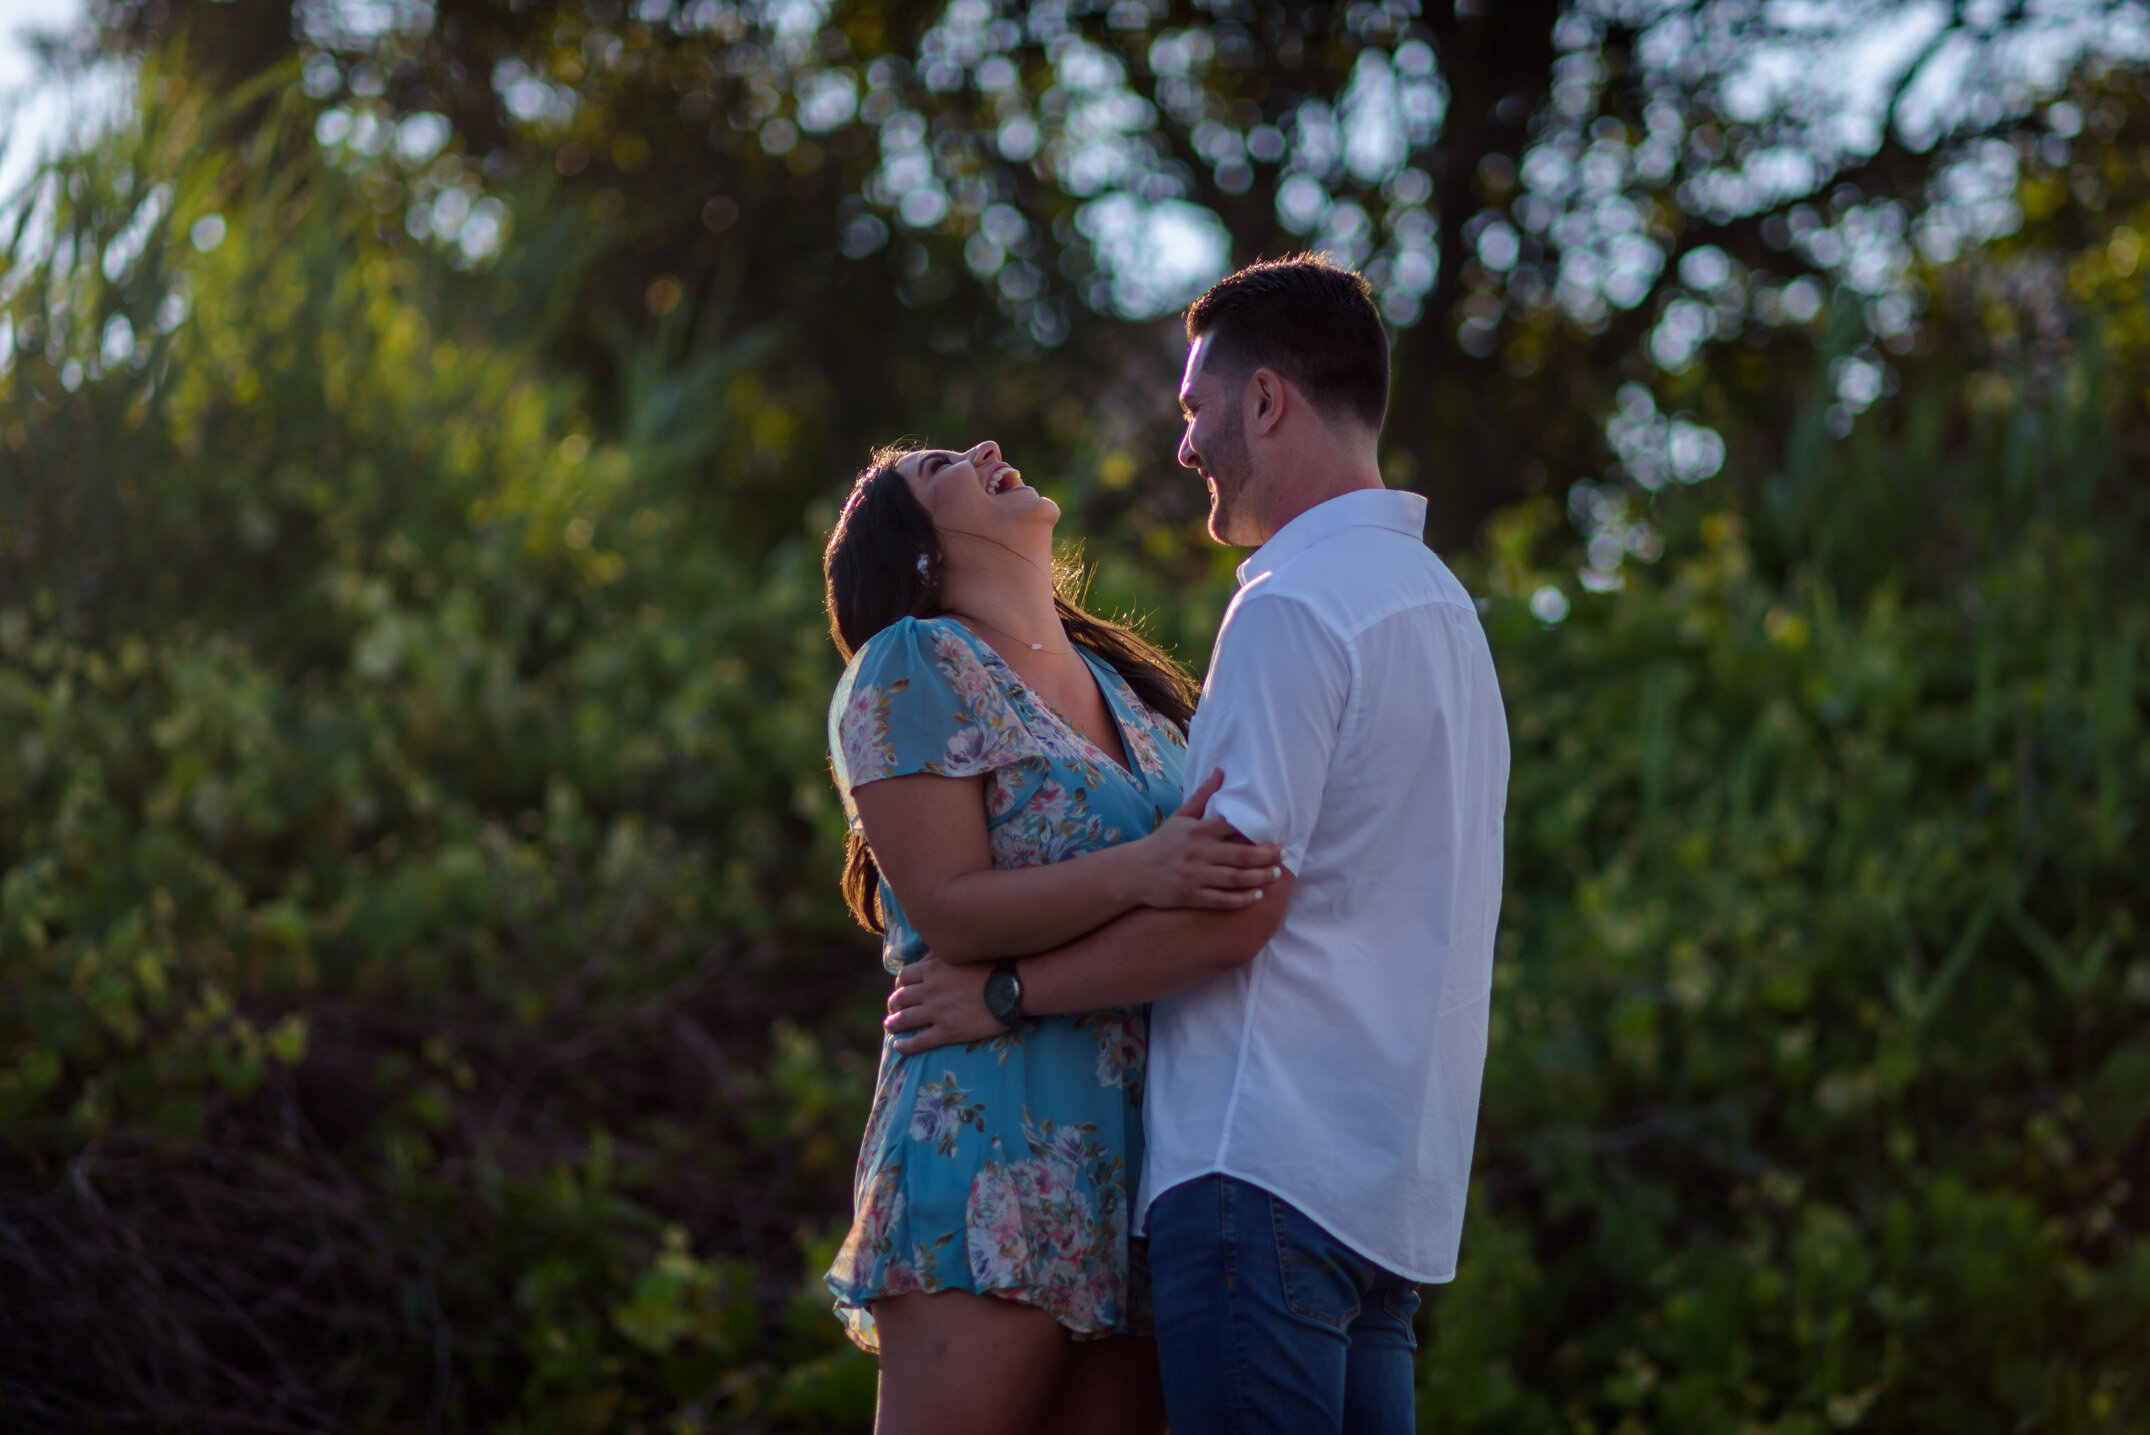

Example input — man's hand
[885,956,1004,1054]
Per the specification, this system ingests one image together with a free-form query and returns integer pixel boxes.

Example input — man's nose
[1176,430,1197,469]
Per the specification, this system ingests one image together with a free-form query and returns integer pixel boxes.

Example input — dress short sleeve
[828,616,1036,830]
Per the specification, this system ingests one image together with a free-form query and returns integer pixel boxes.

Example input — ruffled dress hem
[828,1278,1145,1356]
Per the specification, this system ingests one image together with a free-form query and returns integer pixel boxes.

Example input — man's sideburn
[1200,395,1255,544]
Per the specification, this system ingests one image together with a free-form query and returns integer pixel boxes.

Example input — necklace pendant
[1029,642,1044,651]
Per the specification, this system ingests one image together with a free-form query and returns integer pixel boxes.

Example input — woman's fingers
[1197,862,1275,889]
[1192,886,1266,908]
[1205,844,1283,869]
[1202,856,1284,883]
[1170,767,1224,819]
[1188,824,1282,861]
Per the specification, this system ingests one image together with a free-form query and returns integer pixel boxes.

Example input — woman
[821,439,1281,1434]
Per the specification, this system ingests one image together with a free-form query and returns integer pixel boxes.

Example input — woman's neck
[937,542,1067,653]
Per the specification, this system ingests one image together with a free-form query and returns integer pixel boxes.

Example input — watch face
[985,965,1021,1026]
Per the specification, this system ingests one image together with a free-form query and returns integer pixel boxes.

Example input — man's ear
[1247,367,1288,437]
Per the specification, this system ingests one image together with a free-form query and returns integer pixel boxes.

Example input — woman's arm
[883,866,1298,1053]
[851,768,1284,963]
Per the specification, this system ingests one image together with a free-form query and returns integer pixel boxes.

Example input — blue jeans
[1146,1173,1420,1434]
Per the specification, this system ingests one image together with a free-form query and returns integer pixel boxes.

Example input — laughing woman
[821,440,1279,1434]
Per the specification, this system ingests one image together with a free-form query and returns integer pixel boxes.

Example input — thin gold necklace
[951,611,1074,655]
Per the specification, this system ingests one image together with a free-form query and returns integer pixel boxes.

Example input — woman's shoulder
[853,614,985,671]
[880,613,973,644]
[832,616,1035,777]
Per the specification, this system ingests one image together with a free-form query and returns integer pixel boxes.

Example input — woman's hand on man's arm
[1122,769,1283,911]
[851,768,1280,964]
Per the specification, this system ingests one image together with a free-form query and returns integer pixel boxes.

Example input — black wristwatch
[983,961,1024,1029]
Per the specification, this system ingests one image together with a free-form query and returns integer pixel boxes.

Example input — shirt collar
[1235,488,1428,587]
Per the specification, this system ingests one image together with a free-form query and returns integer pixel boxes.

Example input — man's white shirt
[1136,487,1510,1283]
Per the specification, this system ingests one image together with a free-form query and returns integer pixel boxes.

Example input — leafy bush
[1425,337,2150,1430]
[0,84,875,1430]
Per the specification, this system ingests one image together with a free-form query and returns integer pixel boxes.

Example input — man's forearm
[1015,871,1295,1015]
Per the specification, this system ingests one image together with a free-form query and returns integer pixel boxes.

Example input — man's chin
[1207,499,1255,548]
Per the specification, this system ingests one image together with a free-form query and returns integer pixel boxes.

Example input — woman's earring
[916,553,932,582]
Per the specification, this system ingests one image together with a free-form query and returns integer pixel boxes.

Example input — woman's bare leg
[872,1291,1070,1435]
[1036,1335,1167,1435]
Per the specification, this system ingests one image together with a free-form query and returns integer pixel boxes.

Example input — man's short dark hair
[1185,254,1388,432]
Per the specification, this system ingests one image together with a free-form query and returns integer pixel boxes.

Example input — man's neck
[1254,461,1385,546]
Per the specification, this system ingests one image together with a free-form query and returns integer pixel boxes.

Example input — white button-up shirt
[1137,487,1510,1283]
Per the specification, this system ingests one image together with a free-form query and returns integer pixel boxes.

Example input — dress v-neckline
[952,624,1140,784]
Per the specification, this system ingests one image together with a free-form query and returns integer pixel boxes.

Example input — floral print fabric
[824,616,1187,1351]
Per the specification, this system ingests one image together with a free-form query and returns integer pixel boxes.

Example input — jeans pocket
[1268,1194,1365,1331]
[1380,1275,1422,1345]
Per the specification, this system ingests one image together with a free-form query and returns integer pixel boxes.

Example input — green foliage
[3,55,2148,1435]
[1423,342,2150,1429]
[0,83,873,1429]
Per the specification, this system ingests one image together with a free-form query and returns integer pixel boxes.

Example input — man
[885,255,1510,1432]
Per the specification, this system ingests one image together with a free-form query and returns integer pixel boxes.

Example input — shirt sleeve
[1183,592,1349,874]
[827,618,1035,829]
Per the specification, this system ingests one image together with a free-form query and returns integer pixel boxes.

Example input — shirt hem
[1135,1161,1459,1285]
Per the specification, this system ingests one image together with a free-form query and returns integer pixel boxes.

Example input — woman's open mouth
[983,461,1024,495]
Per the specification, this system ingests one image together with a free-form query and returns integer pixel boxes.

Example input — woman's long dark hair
[824,444,1199,933]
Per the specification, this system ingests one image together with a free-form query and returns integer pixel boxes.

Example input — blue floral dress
[825,615,1188,1352]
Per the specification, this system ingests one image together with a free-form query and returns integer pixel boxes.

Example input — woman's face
[896,441,1057,551]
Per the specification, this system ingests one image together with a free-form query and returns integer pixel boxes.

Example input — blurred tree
[88,0,2150,556]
